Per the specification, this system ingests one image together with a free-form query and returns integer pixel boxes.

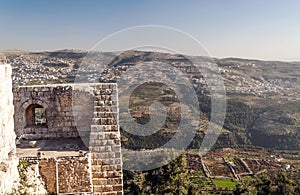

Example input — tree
[143,154,191,194]
[272,171,295,194]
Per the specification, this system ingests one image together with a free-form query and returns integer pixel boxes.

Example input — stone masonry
[57,157,92,193]
[90,84,123,195]
[39,158,57,193]
[13,84,94,140]
[0,64,19,194]
[13,83,123,194]
[37,156,92,194]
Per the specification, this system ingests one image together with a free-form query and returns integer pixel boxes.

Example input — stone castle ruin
[1,64,123,194]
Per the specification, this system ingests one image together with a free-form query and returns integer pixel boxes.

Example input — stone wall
[0,64,19,194]
[38,156,92,194]
[13,84,94,140]
[90,84,123,195]
[39,158,57,193]
[13,83,123,194]
[58,157,92,193]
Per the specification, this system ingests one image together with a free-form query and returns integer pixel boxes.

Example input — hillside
[1,50,299,150]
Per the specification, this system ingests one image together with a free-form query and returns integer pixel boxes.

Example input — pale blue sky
[1,0,300,61]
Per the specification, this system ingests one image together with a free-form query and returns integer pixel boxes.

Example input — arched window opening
[25,104,47,127]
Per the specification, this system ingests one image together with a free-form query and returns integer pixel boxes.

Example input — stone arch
[20,99,49,129]
[25,104,47,127]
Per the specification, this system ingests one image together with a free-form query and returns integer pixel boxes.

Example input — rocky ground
[12,162,47,195]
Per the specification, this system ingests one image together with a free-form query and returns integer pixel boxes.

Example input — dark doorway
[25,104,47,127]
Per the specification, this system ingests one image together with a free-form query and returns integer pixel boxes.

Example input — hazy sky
[1,0,300,61]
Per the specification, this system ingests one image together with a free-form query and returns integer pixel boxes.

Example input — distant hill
[3,49,300,150]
